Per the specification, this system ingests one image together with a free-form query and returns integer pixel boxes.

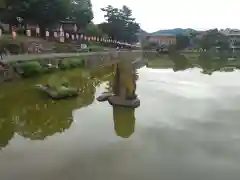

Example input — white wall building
[219,29,240,51]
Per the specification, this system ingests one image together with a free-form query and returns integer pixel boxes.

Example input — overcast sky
[92,0,239,33]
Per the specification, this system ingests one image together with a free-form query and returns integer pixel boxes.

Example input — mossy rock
[13,61,43,77]
[59,58,84,70]
[36,84,78,100]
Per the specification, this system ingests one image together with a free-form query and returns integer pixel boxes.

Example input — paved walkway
[2,52,107,62]
[2,50,141,63]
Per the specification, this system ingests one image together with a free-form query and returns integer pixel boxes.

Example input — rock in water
[97,92,113,102]
[108,96,140,108]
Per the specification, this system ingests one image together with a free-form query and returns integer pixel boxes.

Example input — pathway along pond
[1,53,240,180]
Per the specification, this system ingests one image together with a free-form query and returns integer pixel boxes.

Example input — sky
[92,0,240,33]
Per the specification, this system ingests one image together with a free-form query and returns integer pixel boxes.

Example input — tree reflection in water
[168,52,193,71]
[147,51,239,75]
[0,117,14,149]
[0,68,109,148]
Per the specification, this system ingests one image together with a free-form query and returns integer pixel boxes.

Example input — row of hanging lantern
[26,26,132,46]
[56,32,131,46]
[0,25,133,47]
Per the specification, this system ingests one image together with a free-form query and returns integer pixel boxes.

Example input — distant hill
[140,29,148,34]
[150,28,197,36]
[137,29,148,36]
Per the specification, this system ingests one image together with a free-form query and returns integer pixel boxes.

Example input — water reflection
[98,60,140,138]
[146,51,240,75]
[113,107,136,138]
[112,60,138,138]
[0,117,14,150]
[0,68,110,149]
[168,52,193,71]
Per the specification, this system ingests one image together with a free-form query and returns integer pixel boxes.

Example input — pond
[1,53,240,180]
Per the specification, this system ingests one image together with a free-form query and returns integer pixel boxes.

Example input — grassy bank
[11,57,85,78]
[0,35,111,55]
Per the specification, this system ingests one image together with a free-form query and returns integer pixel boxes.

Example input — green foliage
[142,41,158,50]
[45,76,78,98]
[199,29,229,51]
[68,58,84,67]
[168,52,193,71]
[0,0,71,26]
[15,61,43,77]
[59,61,72,70]
[68,0,93,28]
[53,86,78,97]
[0,0,93,34]
[85,23,104,37]
[175,35,190,50]
[99,5,140,43]
[0,0,5,8]
[59,58,84,70]
[0,1,138,44]
[0,36,24,54]
[48,75,67,88]
[16,27,26,35]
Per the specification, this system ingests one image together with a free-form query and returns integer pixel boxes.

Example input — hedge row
[12,57,85,77]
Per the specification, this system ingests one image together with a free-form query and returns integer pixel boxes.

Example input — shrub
[68,58,84,68]
[5,43,23,54]
[59,58,84,70]
[16,28,26,35]
[14,61,43,77]
[59,61,71,70]
[0,36,23,54]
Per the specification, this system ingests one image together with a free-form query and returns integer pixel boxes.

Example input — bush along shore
[9,57,85,78]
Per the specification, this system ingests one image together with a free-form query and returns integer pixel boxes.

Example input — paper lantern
[36,27,40,35]
[60,31,64,37]
[66,33,69,39]
[26,29,31,37]
[12,31,17,40]
[59,26,63,32]
[71,34,75,40]
[46,31,49,37]
[54,32,58,38]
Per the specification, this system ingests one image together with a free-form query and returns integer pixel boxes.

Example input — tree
[0,0,71,29]
[175,34,190,50]
[100,5,140,43]
[85,23,104,37]
[199,29,229,51]
[67,0,93,28]
[0,0,5,8]
[0,0,94,32]
[29,0,71,30]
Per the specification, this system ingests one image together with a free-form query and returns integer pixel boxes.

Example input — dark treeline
[0,0,140,43]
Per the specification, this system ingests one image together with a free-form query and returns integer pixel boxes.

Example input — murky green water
[1,53,240,180]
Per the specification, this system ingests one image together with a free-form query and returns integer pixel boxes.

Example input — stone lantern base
[97,93,140,108]
[97,92,113,102]
[108,96,140,108]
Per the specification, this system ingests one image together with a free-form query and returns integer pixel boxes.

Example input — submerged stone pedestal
[97,92,113,102]
[108,95,140,108]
